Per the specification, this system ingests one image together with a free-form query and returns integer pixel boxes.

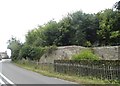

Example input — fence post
[118,66,120,80]
[118,46,120,60]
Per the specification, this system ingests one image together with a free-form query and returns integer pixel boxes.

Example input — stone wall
[93,46,120,60]
[40,46,120,63]
[40,46,86,63]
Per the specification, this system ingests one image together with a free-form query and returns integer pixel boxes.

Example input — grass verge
[13,60,119,85]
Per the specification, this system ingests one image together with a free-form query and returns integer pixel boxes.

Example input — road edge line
[0,79,5,84]
[0,73,14,84]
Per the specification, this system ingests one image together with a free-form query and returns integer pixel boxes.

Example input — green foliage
[19,45,31,60]
[31,47,45,61]
[42,21,60,46]
[25,11,100,47]
[84,41,92,47]
[72,49,100,60]
[25,6,120,47]
[97,9,120,45]
[7,37,23,61]
[19,45,45,61]
[45,45,57,54]
[25,29,44,46]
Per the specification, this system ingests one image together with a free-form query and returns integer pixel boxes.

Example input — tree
[114,1,120,11]
[69,11,86,46]
[42,20,60,46]
[19,45,44,61]
[7,37,22,61]
[57,16,75,46]
[25,29,38,46]
[69,11,98,46]
[97,9,120,45]
[21,7,120,48]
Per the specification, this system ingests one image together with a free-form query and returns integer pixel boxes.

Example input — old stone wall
[40,46,120,63]
[93,46,120,60]
[40,46,86,63]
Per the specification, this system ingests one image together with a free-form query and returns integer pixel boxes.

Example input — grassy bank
[13,60,119,85]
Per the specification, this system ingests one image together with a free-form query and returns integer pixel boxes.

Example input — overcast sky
[0,0,119,52]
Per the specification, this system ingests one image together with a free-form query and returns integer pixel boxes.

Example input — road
[0,59,77,85]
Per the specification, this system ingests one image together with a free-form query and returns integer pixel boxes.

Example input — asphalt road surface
[0,59,77,85]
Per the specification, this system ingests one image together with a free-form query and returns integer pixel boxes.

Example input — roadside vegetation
[7,1,120,84]
[13,60,119,85]
[72,49,100,60]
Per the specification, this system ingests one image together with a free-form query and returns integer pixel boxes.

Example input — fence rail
[54,60,120,80]
[28,60,120,81]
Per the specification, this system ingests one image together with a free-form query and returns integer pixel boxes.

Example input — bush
[19,45,45,61]
[19,45,32,60]
[84,41,92,47]
[72,49,100,60]
[45,45,57,54]
[30,47,45,61]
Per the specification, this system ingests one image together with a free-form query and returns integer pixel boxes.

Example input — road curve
[1,59,76,84]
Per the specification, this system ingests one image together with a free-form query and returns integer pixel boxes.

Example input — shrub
[30,47,45,61]
[84,41,92,47]
[19,45,45,61]
[19,45,32,60]
[45,45,57,54]
[72,49,100,60]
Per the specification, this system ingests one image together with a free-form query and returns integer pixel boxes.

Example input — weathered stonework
[40,46,86,63]
[40,46,120,63]
[93,46,120,60]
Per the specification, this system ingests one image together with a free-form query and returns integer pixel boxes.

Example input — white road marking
[0,73,14,84]
[0,79,5,84]
[0,59,15,85]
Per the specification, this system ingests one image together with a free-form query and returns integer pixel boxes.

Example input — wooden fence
[29,60,120,80]
[54,60,120,80]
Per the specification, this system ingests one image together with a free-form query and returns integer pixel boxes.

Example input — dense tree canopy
[97,9,120,45]
[7,1,120,61]
[25,9,120,47]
